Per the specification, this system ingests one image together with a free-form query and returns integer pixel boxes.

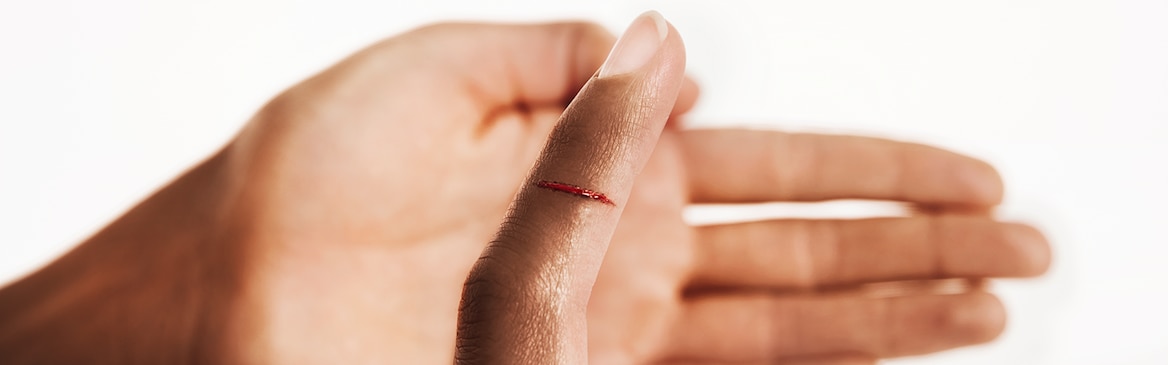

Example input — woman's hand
[0,11,1050,365]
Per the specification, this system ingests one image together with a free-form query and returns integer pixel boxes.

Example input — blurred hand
[0,12,1050,365]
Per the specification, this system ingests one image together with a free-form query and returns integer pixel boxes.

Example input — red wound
[534,180,615,206]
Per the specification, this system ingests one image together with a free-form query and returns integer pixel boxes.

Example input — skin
[0,15,1050,365]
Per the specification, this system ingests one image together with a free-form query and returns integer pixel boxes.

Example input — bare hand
[0,12,1049,365]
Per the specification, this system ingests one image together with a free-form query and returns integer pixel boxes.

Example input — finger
[660,353,876,365]
[689,216,1051,288]
[669,77,701,127]
[412,22,699,118]
[666,291,1006,362]
[776,355,878,365]
[324,20,699,120]
[455,11,687,365]
[676,77,701,115]
[681,130,1003,205]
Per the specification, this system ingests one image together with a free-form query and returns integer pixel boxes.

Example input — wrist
[0,149,252,364]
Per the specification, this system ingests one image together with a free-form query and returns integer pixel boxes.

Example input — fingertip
[954,292,1007,345]
[598,12,666,78]
[597,10,686,80]
[964,158,1005,206]
[1004,223,1053,277]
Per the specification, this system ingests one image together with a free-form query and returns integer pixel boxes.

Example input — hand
[454,11,687,364]
[0,12,1050,365]
[449,11,1053,365]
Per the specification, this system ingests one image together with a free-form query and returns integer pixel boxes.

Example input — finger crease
[925,217,944,278]
[792,221,816,289]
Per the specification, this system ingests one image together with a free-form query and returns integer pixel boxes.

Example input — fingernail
[598,11,668,78]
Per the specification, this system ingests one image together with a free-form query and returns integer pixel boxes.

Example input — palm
[234,60,561,361]
[235,55,694,362]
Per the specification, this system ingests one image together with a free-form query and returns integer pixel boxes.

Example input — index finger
[455,11,686,364]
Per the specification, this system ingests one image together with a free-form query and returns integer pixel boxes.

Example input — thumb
[454,11,685,365]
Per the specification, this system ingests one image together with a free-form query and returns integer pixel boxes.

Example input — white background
[1,0,1165,363]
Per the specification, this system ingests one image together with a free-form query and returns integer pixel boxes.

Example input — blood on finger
[535,180,615,206]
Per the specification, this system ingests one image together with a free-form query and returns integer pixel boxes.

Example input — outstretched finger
[689,216,1051,289]
[682,130,1003,206]
[454,11,687,365]
[666,291,1005,362]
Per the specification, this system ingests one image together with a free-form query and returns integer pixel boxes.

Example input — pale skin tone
[0,13,1049,365]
